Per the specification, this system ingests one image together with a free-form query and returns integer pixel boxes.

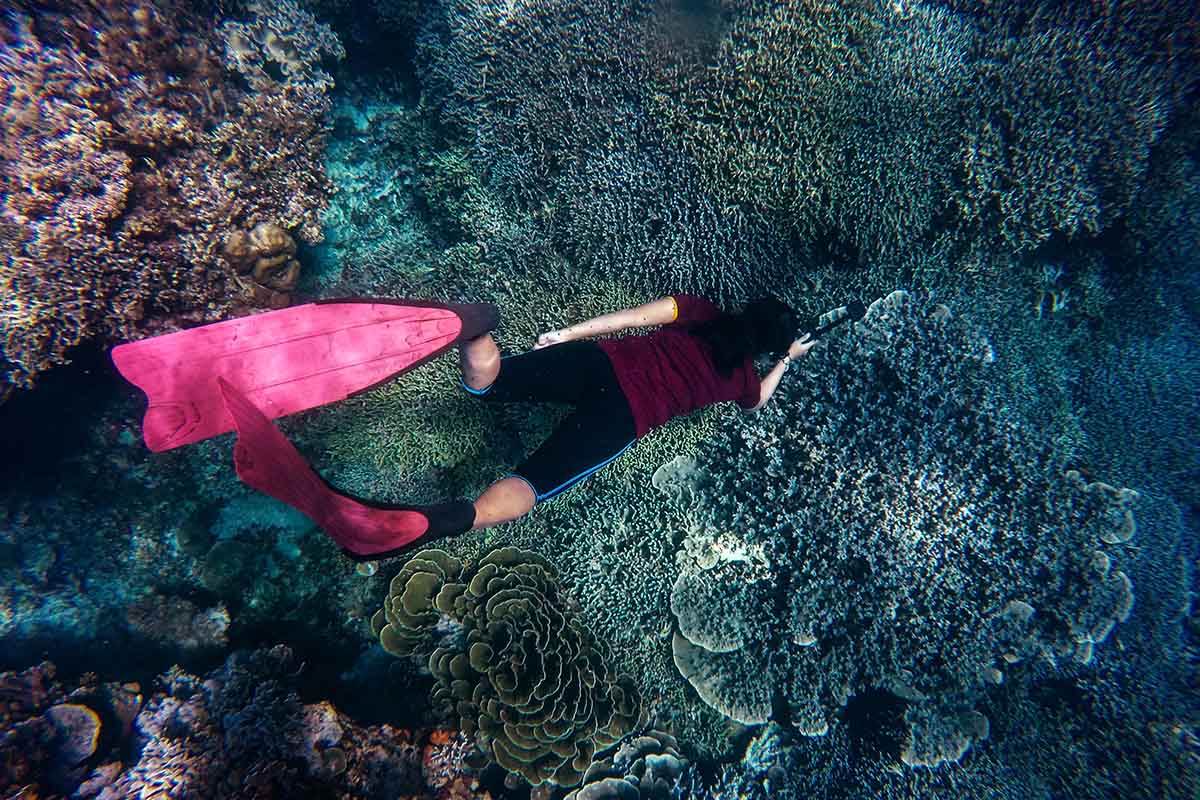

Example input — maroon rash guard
[597,294,762,438]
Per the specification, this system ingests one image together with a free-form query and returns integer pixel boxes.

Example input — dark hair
[688,298,798,375]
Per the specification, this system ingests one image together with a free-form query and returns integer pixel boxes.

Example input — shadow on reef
[841,688,908,764]
[0,344,128,493]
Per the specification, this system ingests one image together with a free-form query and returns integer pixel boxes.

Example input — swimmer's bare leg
[471,476,535,530]
[460,333,500,391]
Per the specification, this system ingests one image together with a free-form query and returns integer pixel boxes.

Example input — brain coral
[372,547,644,787]
[668,291,1138,766]
[0,0,340,396]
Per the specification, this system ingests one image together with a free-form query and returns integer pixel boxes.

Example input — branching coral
[0,0,340,395]
[414,0,788,302]
[414,0,1192,288]
[557,126,789,301]
[952,20,1177,253]
[668,291,1140,766]
[372,547,644,787]
[650,0,978,263]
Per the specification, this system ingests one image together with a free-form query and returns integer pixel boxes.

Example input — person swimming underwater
[438,293,816,542]
[113,292,821,562]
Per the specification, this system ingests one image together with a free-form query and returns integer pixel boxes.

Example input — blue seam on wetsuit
[460,353,520,396]
[534,439,635,502]
[460,376,493,396]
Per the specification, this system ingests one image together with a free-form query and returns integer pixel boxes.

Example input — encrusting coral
[372,547,644,788]
[666,291,1139,766]
[0,0,341,397]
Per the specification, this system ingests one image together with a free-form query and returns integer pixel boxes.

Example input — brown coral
[224,222,302,308]
[0,0,340,397]
[373,548,644,788]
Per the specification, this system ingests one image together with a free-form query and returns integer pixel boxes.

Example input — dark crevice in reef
[0,343,128,493]
[321,5,423,104]
[841,688,908,764]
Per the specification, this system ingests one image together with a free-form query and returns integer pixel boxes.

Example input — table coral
[373,547,644,787]
[668,290,1140,766]
[0,0,341,396]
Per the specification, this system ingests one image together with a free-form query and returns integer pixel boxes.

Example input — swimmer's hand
[534,329,570,349]
[788,333,816,360]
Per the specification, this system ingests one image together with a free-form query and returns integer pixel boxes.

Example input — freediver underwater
[111,294,863,561]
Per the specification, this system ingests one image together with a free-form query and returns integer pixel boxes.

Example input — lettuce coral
[668,291,1140,766]
[0,0,341,397]
[372,547,644,787]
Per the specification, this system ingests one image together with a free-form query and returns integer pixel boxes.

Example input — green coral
[372,547,644,787]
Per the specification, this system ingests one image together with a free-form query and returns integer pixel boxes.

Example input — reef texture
[0,647,491,799]
[562,729,689,800]
[414,0,790,302]
[412,0,1194,297]
[668,291,1139,766]
[0,0,341,397]
[372,547,644,787]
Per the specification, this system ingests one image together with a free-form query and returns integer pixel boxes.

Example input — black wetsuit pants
[461,340,637,502]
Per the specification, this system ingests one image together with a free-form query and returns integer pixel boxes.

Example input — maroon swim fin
[113,298,498,452]
[217,378,475,561]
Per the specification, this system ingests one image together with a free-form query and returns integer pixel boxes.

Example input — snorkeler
[451,295,816,544]
[113,294,819,561]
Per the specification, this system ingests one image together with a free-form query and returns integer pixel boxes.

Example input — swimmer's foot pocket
[461,302,500,341]
[337,499,476,563]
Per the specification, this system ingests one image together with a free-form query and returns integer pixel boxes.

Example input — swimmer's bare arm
[743,333,816,412]
[534,297,677,349]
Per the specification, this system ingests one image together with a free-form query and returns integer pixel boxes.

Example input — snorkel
[798,298,868,342]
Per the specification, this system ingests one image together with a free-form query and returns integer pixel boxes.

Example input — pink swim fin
[217,377,475,561]
[112,298,498,452]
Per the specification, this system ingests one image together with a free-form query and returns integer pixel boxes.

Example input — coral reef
[651,0,977,262]
[373,547,644,787]
[2,3,1196,799]
[667,291,1140,765]
[0,0,341,396]
[563,729,688,800]
[951,14,1179,253]
[0,663,143,798]
[1,647,492,799]
[412,0,1194,297]
[125,592,230,652]
[414,0,790,301]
